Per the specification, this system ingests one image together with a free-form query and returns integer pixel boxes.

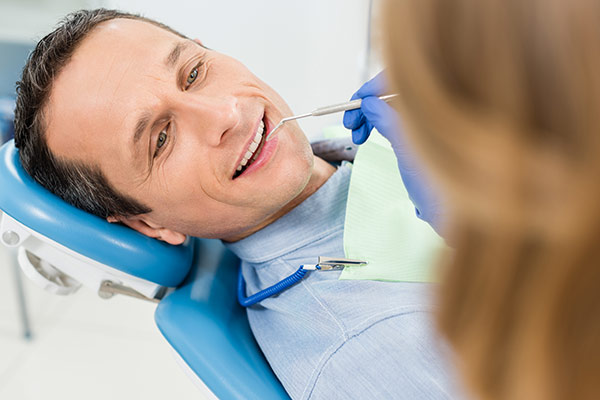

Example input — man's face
[45,19,314,241]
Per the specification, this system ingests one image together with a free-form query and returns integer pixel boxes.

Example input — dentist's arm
[343,72,444,235]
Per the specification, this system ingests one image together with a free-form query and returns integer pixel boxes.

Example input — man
[14,9,460,399]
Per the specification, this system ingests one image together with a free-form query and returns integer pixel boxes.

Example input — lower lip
[237,118,278,178]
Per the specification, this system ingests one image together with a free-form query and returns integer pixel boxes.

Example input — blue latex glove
[343,72,444,235]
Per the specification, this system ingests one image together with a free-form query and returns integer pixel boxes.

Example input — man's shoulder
[311,136,357,164]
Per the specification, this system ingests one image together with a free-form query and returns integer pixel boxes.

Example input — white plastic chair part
[1,212,162,299]
[0,209,30,247]
[17,246,81,295]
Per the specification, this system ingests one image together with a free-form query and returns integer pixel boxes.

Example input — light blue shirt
[225,164,464,400]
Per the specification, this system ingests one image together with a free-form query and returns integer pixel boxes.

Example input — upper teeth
[236,120,265,171]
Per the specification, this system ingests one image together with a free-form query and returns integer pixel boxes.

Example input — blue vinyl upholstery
[155,239,289,399]
[0,139,289,398]
[0,140,193,287]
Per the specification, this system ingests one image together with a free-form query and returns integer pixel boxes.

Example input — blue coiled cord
[237,265,308,307]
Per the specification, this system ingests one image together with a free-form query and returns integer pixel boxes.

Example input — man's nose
[178,95,240,146]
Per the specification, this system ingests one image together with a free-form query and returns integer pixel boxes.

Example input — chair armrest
[155,239,290,400]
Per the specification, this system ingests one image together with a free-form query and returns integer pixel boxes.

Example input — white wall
[103,0,375,138]
[0,0,94,44]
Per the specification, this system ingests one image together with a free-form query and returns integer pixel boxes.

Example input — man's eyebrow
[133,110,152,146]
[164,41,192,69]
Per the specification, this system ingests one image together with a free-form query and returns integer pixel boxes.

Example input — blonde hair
[382,0,600,399]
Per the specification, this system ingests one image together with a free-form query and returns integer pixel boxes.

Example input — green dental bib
[340,130,445,282]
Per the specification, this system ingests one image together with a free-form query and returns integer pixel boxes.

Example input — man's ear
[107,215,187,246]
[193,38,204,47]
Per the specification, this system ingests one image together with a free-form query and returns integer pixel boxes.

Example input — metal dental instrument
[237,256,368,307]
[300,256,369,271]
[266,94,399,141]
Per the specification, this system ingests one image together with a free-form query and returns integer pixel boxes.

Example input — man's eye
[186,67,199,86]
[185,60,205,88]
[154,127,169,157]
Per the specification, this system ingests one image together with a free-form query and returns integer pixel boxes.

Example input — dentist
[344,1,600,400]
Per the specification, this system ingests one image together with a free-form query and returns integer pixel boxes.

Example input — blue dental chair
[0,140,290,400]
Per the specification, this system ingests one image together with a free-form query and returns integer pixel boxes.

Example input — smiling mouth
[233,117,267,179]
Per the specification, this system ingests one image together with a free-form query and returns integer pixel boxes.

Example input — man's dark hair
[14,9,187,218]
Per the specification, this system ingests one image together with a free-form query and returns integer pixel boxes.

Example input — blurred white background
[0,0,382,398]
[1,0,383,136]
[103,0,375,136]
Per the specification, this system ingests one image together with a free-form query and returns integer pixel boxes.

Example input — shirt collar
[224,164,351,263]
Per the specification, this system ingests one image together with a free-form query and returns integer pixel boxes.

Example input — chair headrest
[0,140,193,287]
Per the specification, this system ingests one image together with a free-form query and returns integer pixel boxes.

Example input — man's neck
[224,156,336,242]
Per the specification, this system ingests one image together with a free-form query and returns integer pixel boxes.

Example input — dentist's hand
[343,72,444,235]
